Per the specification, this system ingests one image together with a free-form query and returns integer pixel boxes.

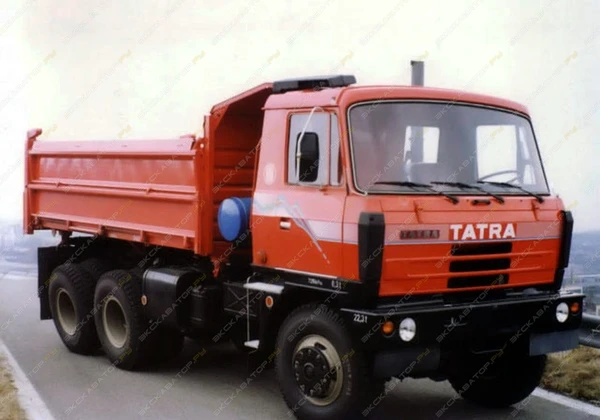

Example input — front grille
[450,258,511,272]
[450,242,512,256]
[447,242,512,289]
[448,274,509,289]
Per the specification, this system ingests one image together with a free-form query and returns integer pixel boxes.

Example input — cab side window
[287,112,330,185]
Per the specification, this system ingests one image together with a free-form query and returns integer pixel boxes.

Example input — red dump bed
[23,133,208,253]
[23,83,273,256]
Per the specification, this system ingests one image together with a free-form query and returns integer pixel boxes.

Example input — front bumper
[340,291,583,377]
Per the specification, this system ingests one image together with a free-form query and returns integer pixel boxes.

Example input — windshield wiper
[374,181,459,204]
[477,181,544,203]
[431,181,505,204]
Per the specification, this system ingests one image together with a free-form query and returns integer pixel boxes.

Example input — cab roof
[263,84,530,116]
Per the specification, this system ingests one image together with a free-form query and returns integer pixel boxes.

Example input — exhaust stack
[409,60,425,162]
[411,60,424,86]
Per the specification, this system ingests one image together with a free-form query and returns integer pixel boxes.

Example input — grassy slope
[542,347,600,406]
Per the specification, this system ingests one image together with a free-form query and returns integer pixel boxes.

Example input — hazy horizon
[1,0,599,231]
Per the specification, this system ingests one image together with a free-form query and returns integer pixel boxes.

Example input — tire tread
[50,263,100,354]
[275,303,384,420]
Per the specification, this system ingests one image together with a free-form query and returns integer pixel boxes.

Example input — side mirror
[296,132,320,182]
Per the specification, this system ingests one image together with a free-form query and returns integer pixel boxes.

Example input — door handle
[279,218,291,230]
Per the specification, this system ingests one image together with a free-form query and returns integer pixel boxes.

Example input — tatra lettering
[450,223,516,240]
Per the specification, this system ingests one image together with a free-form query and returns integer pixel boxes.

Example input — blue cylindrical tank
[218,197,252,242]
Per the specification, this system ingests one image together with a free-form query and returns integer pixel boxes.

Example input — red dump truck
[24,62,582,419]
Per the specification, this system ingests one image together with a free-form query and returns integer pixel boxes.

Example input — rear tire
[79,258,110,281]
[94,269,147,370]
[48,263,100,355]
[275,304,384,420]
[448,352,546,408]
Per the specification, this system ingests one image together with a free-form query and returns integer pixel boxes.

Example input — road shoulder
[0,341,54,420]
[533,388,600,417]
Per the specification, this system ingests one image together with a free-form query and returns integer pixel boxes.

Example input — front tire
[275,304,384,420]
[48,263,100,355]
[448,352,546,408]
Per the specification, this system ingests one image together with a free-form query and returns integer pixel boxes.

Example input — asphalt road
[0,266,597,420]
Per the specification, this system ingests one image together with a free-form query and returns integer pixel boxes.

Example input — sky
[0,0,599,231]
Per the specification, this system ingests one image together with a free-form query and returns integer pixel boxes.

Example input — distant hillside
[568,231,600,277]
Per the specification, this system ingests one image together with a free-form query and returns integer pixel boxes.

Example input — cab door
[252,109,346,279]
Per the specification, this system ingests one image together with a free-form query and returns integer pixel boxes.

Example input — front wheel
[448,352,546,408]
[275,304,384,420]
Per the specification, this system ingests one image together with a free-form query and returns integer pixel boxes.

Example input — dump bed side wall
[24,137,208,254]
[206,83,272,259]
[209,113,262,257]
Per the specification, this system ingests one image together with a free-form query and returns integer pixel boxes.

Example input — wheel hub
[293,345,336,399]
[56,288,77,336]
[102,296,128,349]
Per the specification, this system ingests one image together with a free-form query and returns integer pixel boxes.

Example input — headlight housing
[399,318,417,342]
[556,302,569,323]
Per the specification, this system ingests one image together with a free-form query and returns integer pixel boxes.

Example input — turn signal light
[570,302,580,313]
[382,321,395,336]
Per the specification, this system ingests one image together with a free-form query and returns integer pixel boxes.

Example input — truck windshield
[348,102,549,195]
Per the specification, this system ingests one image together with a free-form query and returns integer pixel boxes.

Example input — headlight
[399,318,417,342]
[556,302,569,323]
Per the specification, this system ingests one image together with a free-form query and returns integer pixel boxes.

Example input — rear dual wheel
[48,259,113,355]
[93,269,183,370]
[49,263,183,368]
[48,263,100,355]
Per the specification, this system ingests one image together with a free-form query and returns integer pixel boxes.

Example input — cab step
[244,340,259,349]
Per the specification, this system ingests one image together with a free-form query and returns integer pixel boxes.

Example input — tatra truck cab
[25,62,582,419]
